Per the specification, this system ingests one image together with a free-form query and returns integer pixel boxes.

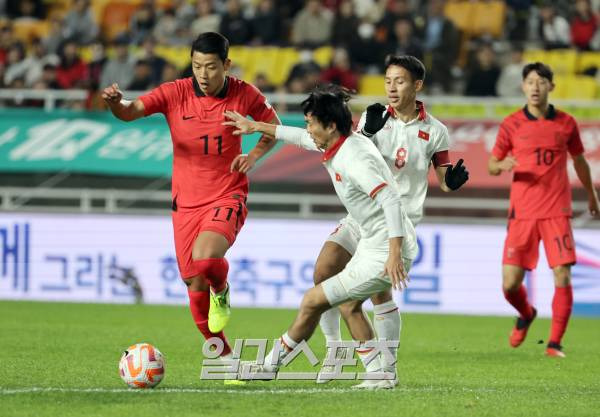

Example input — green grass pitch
[1,301,599,417]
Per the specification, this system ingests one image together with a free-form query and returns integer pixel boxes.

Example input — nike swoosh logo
[182,115,195,120]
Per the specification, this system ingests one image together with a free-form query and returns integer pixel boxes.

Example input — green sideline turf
[1,301,599,417]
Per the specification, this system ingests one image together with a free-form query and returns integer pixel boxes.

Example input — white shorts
[326,215,361,255]
[322,229,416,307]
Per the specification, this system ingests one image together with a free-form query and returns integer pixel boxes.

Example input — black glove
[444,158,469,190]
[361,103,391,137]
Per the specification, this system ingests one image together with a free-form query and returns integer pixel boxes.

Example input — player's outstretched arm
[488,155,518,176]
[224,111,318,151]
[230,115,282,173]
[102,83,145,122]
[573,154,600,217]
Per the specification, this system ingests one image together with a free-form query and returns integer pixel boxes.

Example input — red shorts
[502,217,576,270]
[172,197,248,279]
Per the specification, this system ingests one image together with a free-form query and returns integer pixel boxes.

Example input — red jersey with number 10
[139,76,276,208]
[492,105,584,219]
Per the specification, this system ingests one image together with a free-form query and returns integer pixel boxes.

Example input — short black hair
[301,84,353,136]
[191,32,229,62]
[384,55,426,81]
[522,62,553,82]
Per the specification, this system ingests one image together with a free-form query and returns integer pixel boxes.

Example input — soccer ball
[118,343,165,388]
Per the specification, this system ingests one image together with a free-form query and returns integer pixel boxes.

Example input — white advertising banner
[1,213,599,317]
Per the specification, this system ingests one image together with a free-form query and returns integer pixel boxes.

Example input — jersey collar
[193,76,230,98]
[523,104,556,120]
[386,100,427,121]
[322,135,348,162]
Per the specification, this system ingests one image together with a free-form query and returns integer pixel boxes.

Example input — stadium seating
[358,75,385,96]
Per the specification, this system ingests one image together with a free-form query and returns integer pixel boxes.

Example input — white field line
[0,386,497,395]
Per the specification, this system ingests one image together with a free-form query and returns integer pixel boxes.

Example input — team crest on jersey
[335,173,342,182]
[418,130,429,141]
[554,131,568,145]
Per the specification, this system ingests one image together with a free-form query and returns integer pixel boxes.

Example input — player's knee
[371,291,392,305]
[185,276,209,292]
[553,265,571,286]
[300,288,328,315]
[338,300,362,319]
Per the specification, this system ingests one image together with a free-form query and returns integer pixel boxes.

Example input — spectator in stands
[5,0,45,20]
[320,47,358,91]
[465,42,501,97]
[497,45,525,97]
[87,41,106,90]
[331,0,360,47]
[0,24,13,66]
[291,0,334,48]
[352,0,386,23]
[383,17,424,63]
[100,38,135,91]
[191,0,221,38]
[43,16,64,55]
[251,0,281,45]
[505,0,533,42]
[153,8,183,46]
[138,36,167,86]
[286,49,321,88]
[21,37,60,87]
[62,0,99,45]
[129,1,157,45]
[41,63,61,88]
[55,40,88,89]
[3,41,26,86]
[347,20,382,70]
[421,0,460,93]
[378,0,415,43]
[571,0,598,50]
[539,2,571,49]
[128,59,154,90]
[219,0,253,45]
[253,72,276,93]
[174,0,197,29]
[161,62,180,83]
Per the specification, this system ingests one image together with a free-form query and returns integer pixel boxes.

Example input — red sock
[188,289,231,356]
[192,258,229,293]
[549,285,573,345]
[503,285,534,320]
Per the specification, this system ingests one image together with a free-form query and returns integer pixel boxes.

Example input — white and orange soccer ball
[118,343,165,388]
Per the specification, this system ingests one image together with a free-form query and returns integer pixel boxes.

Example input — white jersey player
[315,55,469,384]
[223,85,418,389]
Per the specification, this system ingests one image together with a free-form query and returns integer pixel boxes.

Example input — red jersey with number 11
[139,76,276,208]
[492,105,584,219]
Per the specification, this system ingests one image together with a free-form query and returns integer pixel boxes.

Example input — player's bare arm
[223,110,278,137]
[230,114,281,173]
[488,155,518,176]
[572,154,600,217]
[102,83,145,122]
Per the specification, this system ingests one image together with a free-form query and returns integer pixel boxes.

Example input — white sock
[263,332,297,372]
[320,307,342,346]
[373,300,400,373]
[356,340,382,374]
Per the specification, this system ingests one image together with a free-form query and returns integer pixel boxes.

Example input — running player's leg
[540,217,576,357]
[173,208,233,357]
[315,216,360,350]
[193,199,248,333]
[314,241,352,346]
[502,219,539,347]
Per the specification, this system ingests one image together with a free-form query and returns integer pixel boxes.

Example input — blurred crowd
[1,0,600,109]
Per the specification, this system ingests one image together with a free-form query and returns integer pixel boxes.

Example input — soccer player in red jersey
[102,32,280,364]
[488,62,599,358]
